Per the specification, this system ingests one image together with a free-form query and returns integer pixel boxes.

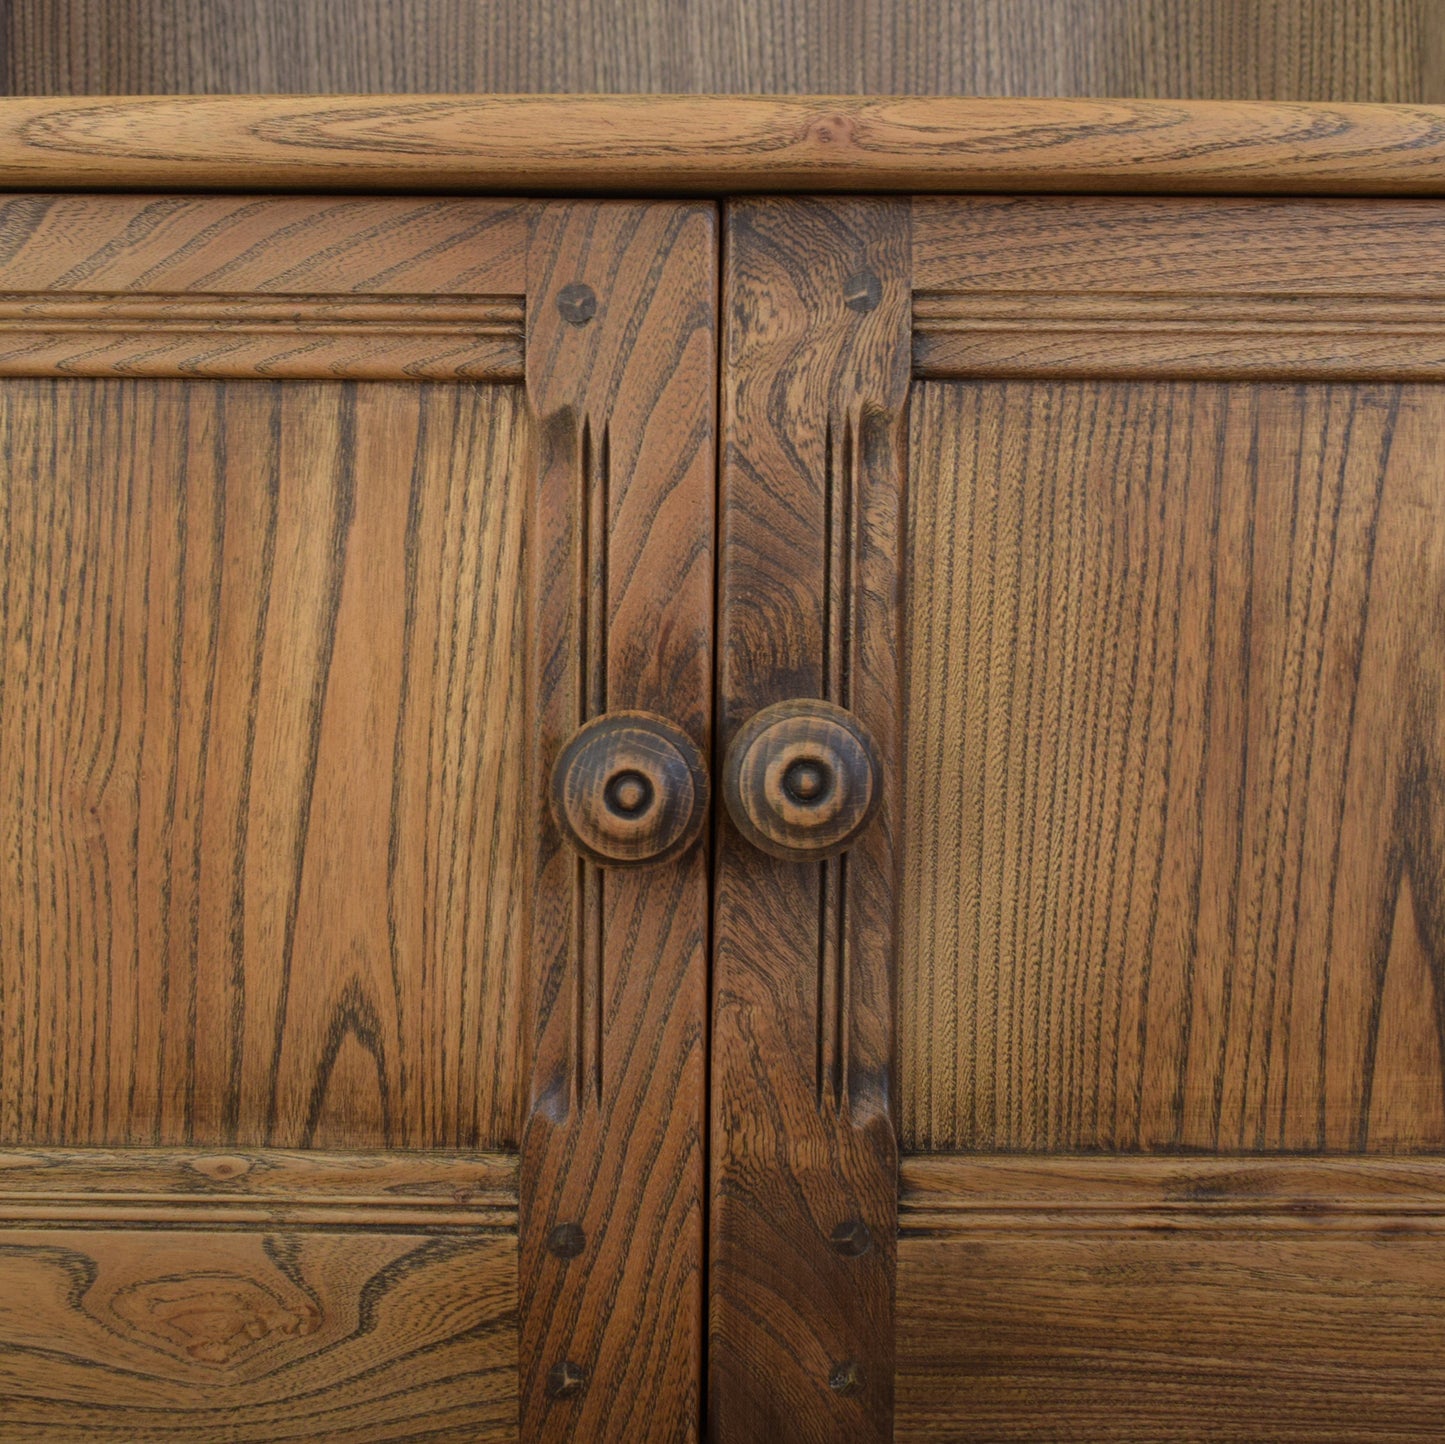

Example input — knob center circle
[783,757,833,805]
[604,768,654,818]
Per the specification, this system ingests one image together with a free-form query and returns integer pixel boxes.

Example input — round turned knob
[550,711,709,868]
[723,699,880,860]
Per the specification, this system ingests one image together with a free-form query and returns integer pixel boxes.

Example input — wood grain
[902,378,1445,1152]
[0,1146,517,1227]
[0,378,528,1150]
[0,193,527,379]
[0,193,529,296]
[914,290,1445,381]
[900,1153,1445,1218]
[898,1155,1445,1442]
[10,96,1445,195]
[912,195,1445,295]
[520,202,715,1443]
[549,711,709,869]
[712,198,909,1444]
[0,1225,518,1441]
[0,293,523,382]
[721,698,881,860]
[6,0,1443,100]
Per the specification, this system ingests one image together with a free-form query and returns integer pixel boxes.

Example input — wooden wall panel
[5,0,1444,102]
[896,1154,1445,1442]
[0,1224,519,1440]
[0,378,528,1151]
[901,378,1445,1153]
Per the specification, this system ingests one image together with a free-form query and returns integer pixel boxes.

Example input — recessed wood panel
[0,1223,519,1441]
[901,379,1445,1152]
[897,1154,1445,1443]
[0,378,528,1150]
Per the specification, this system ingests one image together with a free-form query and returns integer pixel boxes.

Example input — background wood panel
[0,378,527,1150]
[897,1159,1445,1442]
[901,378,1445,1154]
[4,0,1444,100]
[0,1225,518,1441]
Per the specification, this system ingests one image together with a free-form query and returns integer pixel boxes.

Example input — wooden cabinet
[2,96,1445,1443]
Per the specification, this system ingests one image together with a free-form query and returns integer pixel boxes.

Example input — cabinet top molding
[3,94,1445,195]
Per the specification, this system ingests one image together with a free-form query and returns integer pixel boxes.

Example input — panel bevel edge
[0,1147,519,1228]
[0,192,533,380]
[711,197,911,1444]
[910,194,1445,381]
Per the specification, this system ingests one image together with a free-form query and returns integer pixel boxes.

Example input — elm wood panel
[912,195,1445,295]
[0,1225,518,1442]
[13,96,1445,195]
[900,1152,1445,1215]
[901,380,1445,1153]
[0,193,529,295]
[712,198,910,1444]
[0,379,528,1150]
[0,194,529,378]
[913,291,1445,382]
[520,202,715,1444]
[897,1156,1445,1443]
[0,1147,518,1227]
[7,0,1443,99]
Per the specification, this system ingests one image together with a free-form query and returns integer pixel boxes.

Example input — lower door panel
[0,1150,519,1442]
[897,1156,1445,1442]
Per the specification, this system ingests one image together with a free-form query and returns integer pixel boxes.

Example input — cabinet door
[712,196,1445,1442]
[0,195,715,1442]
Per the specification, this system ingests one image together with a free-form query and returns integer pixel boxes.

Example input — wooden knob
[723,699,880,860]
[550,711,708,868]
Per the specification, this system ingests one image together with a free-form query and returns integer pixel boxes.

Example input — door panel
[0,1226,518,1441]
[897,1158,1445,1443]
[0,193,715,1442]
[0,378,528,1152]
[901,377,1445,1154]
[891,196,1445,1441]
[711,193,1445,1443]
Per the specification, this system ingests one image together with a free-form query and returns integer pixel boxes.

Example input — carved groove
[912,288,1445,380]
[0,1147,519,1228]
[0,291,526,380]
[817,414,861,1113]
[570,420,612,1112]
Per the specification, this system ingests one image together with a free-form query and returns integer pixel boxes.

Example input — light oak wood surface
[912,195,1445,294]
[0,1146,518,1227]
[912,196,1445,380]
[0,193,528,380]
[7,96,1445,194]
